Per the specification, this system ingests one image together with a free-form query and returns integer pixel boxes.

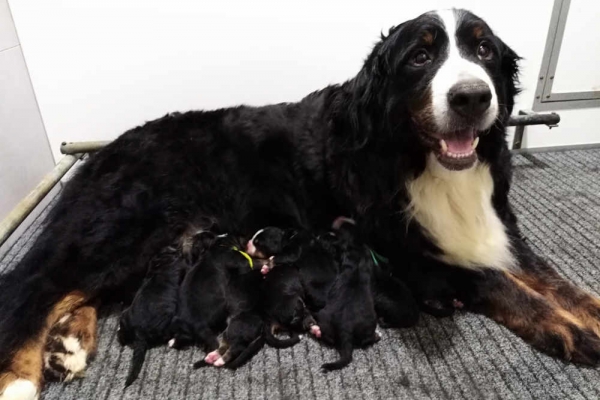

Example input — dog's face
[366,9,519,171]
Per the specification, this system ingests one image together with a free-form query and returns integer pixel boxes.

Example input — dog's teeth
[472,137,480,149]
[440,139,448,153]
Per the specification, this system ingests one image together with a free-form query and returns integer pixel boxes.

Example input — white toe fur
[60,336,88,381]
[0,379,39,400]
[44,335,88,382]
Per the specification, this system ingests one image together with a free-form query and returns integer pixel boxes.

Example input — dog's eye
[477,42,493,61]
[411,49,431,67]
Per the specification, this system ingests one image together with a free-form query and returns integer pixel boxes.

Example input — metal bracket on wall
[509,110,560,150]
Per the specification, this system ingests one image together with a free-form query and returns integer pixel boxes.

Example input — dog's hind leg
[43,303,98,382]
[0,291,88,400]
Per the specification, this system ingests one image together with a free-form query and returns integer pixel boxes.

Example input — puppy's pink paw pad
[261,265,270,275]
[204,350,220,364]
[452,299,464,309]
[214,357,225,367]
[310,325,321,338]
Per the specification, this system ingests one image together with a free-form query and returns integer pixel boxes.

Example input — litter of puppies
[118,218,419,386]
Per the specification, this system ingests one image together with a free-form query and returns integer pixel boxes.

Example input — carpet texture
[1,148,600,400]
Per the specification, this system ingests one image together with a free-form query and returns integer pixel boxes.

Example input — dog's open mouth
[434,129,479,170]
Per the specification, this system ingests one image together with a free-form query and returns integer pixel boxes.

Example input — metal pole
[508,112,560,127]
[60,141,110,155]
[0,154,83,247]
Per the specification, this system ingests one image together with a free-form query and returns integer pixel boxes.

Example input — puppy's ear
[499,41,521,116]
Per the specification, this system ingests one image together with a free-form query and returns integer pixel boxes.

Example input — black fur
[315,247,380,372]
[190,239,264,369]
[0,8,530,370]
[118,247,184,387]
[169,233,229,350]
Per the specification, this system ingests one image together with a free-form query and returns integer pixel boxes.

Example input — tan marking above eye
[473,25,484,39]
[422,31,434,45]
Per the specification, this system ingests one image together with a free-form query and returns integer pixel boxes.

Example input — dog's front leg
[469,269,600,365]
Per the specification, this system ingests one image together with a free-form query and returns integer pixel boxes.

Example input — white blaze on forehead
[431,9,498,131]
[250,228,264,242]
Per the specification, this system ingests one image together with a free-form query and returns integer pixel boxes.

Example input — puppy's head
[357,9,519,171]
[245,227,297,258]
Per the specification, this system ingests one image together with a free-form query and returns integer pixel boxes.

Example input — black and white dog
[2,9,600,399]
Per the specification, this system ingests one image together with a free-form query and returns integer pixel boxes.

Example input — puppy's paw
[213,357,225,367]
[0,378,39,400]
[43,335,88,382]
[452,299,465,309]
[204,350,221,365]
[309,325,321,338]
[261,265,270,275]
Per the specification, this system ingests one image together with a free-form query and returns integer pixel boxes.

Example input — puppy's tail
[264,323,300,349]
[125,340,148,387]
[321,337,353,372]
[224,335,265,370]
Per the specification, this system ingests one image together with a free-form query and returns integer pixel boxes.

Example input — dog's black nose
[447,79,492,117]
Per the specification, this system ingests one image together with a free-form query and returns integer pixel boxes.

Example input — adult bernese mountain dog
[2,8,600,399]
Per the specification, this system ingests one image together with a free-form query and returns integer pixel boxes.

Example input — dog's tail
[321,337,353,372]
[263,323,300,349]
[125,339,149,387]
[223,335,265,370]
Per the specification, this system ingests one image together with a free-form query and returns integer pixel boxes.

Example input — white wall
[8,0,600,162]
[0,0,57,253]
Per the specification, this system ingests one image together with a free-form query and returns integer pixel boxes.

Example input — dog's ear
[499,41,521,116]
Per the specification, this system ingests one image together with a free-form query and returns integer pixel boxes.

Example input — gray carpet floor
[1,148,600,400]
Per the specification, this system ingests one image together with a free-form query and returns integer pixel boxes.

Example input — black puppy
[168,231,228,350]
[315,246,380,372]
[334,219,419,328]
[118,246,185,387]
[277,230,340,317]
[193,237,265,368]
[246,227,320,345]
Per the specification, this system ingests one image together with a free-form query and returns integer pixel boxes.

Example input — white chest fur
[406,155,516,271]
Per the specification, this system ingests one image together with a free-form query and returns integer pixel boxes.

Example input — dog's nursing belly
[407,155,515,271]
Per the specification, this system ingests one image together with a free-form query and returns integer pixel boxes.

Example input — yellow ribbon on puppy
[232,246,254,269]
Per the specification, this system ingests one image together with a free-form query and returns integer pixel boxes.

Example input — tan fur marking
[69,306,98,357]
[473,25,484,39]
[422,31,434,45]
[406,155,516,270]
[0,291,88,395]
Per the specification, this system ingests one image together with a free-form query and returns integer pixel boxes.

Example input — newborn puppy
[335,220,419,328]
[118,246,185,387]
[249,227,320,345]
[194,239,265,368]
[315,247,380,372]
[169,232,229,350]
[245,226,296,274]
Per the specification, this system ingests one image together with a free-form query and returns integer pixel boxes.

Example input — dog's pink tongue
[445,131,475,153]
